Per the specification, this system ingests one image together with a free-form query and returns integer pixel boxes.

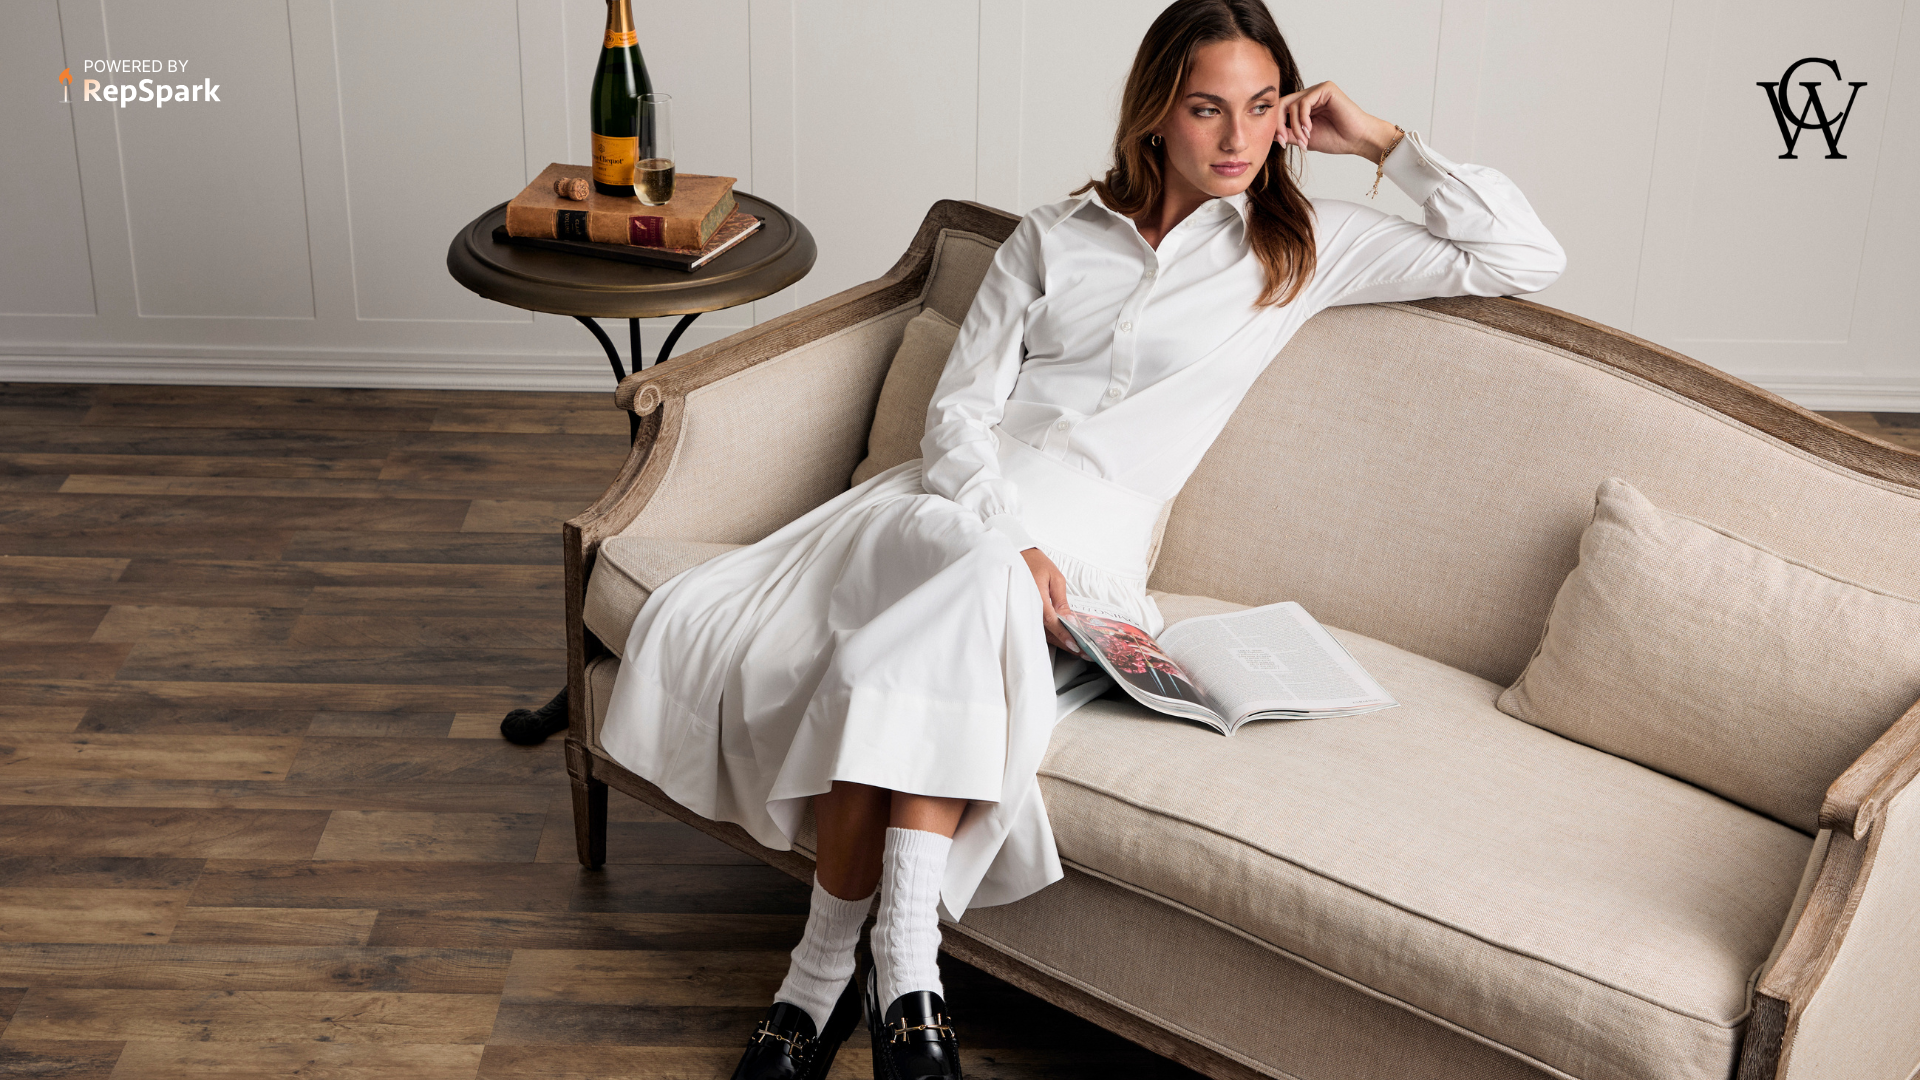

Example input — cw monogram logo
[1758,57,1867,159]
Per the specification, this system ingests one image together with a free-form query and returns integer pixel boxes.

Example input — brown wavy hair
[1074,0,1315,307]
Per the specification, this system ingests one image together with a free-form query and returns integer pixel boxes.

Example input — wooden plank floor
[0,383,1205,1080]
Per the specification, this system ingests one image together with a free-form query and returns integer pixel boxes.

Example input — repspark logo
[65,59,220,108]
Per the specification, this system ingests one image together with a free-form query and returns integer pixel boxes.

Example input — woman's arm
[920,213,1043,552]
[1280,81,1566,306]
[920,213,1081,653]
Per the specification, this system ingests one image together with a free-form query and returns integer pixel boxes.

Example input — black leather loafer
[731,975,862,1080]
[865,968,963,1080]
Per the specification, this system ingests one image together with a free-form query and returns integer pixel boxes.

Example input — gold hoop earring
[1148,134,1162,148]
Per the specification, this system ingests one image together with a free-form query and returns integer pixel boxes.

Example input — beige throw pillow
[1497,477,1920,833]
[850,308,962,486]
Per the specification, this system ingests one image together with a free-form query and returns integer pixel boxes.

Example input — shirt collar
[1077,186,1252,231]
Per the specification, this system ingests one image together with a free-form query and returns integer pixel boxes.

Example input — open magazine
[1057,598,1397,735]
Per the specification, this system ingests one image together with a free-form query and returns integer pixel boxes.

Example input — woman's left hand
[1276,81,1400,162]
[1021,547,1082,657]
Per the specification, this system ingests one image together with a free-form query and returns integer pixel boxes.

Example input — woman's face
[1153,37,1283,202]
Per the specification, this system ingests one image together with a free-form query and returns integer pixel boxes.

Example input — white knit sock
[775,875,874,1035]
[872,826,952,1008]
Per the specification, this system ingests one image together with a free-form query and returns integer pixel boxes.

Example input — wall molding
[974,0,1026,211]
[0,331,742,393]
[0,352,610,392]
[1731,374,1920,413]
[746,0,798,322]
[6,343,1915,412]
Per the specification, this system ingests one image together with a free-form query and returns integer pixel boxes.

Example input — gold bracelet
[1368,125,1406,199]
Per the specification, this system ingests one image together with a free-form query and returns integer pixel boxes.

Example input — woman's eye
[1251,103,1272,114]
[1193,106,1219,117]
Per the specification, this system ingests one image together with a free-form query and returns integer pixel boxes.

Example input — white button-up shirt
[920,132,1566,552]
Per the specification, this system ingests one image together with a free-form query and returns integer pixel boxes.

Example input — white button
[1106,386,1121,398]
[1056,420,1070,431]
[1119,321,1133,332]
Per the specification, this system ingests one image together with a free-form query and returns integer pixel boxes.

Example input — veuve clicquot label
[590,0,651,197]
[591,134,639,189]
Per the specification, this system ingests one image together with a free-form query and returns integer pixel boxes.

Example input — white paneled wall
[5,0,97,318]
[2,0,1914,406]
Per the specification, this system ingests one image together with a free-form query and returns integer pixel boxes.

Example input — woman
[599,1,1563,1077]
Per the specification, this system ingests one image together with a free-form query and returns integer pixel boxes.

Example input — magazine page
[1052,646,1113,722]
[1056,598,1229,731]
[1156,602,1397,730]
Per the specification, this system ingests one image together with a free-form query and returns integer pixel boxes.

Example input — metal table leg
[500,311,711,746]
[500,685,568,745]
[575,315,628,380]
[573,311,705,380]
[654,311,700,368]
[574,312,704,442]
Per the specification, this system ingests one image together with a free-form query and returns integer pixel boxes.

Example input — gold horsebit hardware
[890,1014,956,1044]
[751,1022,813,1057]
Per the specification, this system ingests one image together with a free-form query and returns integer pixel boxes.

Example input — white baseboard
[1733,374,1920,413]
[0,337,740,393]
[4,346,1917,414]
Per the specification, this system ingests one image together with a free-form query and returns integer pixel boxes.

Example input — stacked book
[499,162,760,271]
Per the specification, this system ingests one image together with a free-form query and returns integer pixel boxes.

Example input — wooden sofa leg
[1735,994,1785,1079]
[565,740,608,869]
[571,774,608,869]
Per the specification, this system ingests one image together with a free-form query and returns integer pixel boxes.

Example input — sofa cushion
[919,227,1000,325]
[1496,478,1920,834]
[583,536,744,656]
[851,307,960,486]
[1039,590,1814,1080]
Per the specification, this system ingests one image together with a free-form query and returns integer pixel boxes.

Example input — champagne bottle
[590,0,652,197]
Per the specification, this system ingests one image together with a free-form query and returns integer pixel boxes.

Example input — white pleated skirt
[598,430,1166,917]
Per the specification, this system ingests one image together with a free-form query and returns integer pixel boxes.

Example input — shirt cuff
[986,513,1038,552]
[1383,130,1453,206]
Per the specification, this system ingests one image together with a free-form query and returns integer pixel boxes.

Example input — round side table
[446,190,815,744]
[447,190,817,438]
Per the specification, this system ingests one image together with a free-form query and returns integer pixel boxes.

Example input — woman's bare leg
[800,786,972,1062]
[813,781,890,900]
[890,792,966,837]
[870,791,967,1027]
[815,785,970,900]
[756,782,887,1061]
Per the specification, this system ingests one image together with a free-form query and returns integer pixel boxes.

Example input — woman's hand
[1275,81,1401,162]
[1021,547,1081,655]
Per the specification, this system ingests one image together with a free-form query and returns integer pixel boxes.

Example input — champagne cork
[555,176,590,201]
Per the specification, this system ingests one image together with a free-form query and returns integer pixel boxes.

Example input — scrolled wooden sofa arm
[1735,695,1920,1080]
[1819,697,1920,841]
[568,199,1017,553]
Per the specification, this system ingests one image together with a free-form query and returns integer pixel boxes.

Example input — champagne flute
[635,93,674,206]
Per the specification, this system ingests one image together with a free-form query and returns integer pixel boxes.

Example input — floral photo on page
[1060,612,1211,708]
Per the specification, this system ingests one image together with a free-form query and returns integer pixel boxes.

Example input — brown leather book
[504,163,735,249]
[493,208,764,273]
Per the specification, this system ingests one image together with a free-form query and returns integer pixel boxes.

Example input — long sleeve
[1313,131,1566,308]
[920,213,1046,551]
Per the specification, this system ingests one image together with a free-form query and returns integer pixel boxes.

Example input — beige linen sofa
[561,201,1920,1080]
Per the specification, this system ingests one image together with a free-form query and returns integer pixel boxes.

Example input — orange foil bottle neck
[603,0,637,48]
